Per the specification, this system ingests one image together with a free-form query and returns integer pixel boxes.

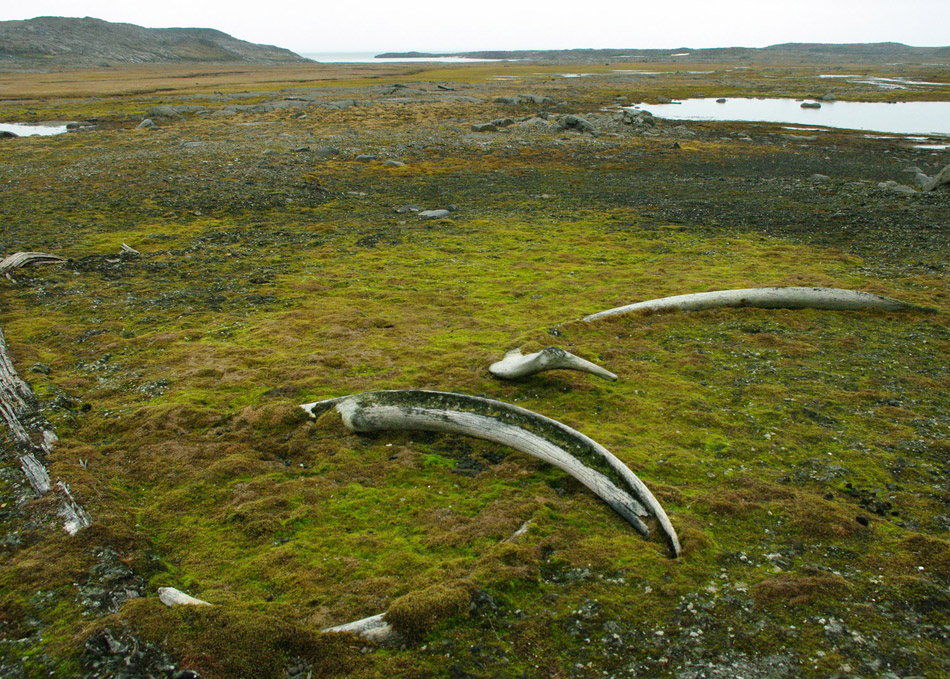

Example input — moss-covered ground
[0,59,948,678]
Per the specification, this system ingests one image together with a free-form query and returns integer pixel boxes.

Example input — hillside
[0,16,310,69]
[379,42,950,64]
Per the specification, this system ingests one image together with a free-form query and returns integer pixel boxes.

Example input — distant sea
[301,52,500,63]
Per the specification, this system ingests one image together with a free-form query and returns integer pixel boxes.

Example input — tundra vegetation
[0,56,948,678]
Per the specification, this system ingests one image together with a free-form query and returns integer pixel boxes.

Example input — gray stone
[621,109,655,127]
[136,118,155,129]
[800,101,821,109]
[820,93,837,101]
[394,205,422,213]
[354,154,377,162]
[471,123,497,132]
[716,98,727,103]
[490,118,515,128]
[810,173,830,182]
[657,96,672,103]
[384,160,405,167]
[418,209,451,219]
[556,115,596,134]
[315,147,340,158]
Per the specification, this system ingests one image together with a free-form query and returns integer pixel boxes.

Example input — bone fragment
[584,286,928,322]
[158,587,211,608]
[323,613,401,645]
[0,252,66,274]
[490,346,617,381]
[301,390,680,556]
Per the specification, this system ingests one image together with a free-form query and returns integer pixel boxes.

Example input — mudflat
[0,58,948,678]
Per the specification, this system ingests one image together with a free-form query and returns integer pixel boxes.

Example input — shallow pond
[634,98,950,136]
[0,122,69,137]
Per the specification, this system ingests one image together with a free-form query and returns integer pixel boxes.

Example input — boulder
[801,102,821,109]
[471,123,497,132]
[555,115,596,134]
[418,209,451,219]
[136,118,155,129]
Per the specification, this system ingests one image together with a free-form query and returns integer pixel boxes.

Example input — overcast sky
[4,1,949,53]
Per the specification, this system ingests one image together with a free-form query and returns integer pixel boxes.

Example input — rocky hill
[0,16,311,69]
[379,42,950,64]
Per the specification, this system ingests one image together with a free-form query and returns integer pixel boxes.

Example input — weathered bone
[301,390,680,556]
[584,286,928,322]
[0,251,66,274]
[323,613,401,645]
[157,587,211,607]
[489,346,618,381]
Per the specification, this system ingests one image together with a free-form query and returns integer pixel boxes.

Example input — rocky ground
[0,62,948,678]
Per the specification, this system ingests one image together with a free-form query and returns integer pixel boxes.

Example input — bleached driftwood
[489,346,618,382]
[0,252,65,277]
[301,390,680,556]
[323,613,401,645]
[583,286,927,322]
[157,587,211,607]
[0,328,90,532]
[922,164,950,192]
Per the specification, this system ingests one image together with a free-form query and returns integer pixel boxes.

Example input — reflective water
[302,52,502,63]
[634,98,950,136]
[0,122,69,137]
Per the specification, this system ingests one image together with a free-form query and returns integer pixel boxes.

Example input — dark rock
[1,130,19,138]
[800,101,821,109]
[555,114,596,134]
[716,98,727,103]
[471,123,497,132]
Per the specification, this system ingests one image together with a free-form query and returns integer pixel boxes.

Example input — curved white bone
[584,286,927,322]
[489,346,618,381]
[157,587,211,607]
[301,390,680,556]
[323,613,400,645]
[0,251,66,273]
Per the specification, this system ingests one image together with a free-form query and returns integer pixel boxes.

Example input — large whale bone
[489,346,618,381]
[301,390,680,556]
[0,251,66,278]
[584,286,929,322]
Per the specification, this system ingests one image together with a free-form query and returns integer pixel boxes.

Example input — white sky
[3,1,949,53]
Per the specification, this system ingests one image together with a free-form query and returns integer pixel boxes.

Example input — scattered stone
[621,109,655,127]
[395,205,422,213]
[418,209,451,219]
[878,181,918,196]
[490,117,515,128]
[354,154,377,162]
[292,146,310,153]
[471,123,497,132]
[555,114,596,134]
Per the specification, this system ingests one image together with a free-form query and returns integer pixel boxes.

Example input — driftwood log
[489,346,617,381]
[584,286,927,322]
[301,390,680,556]
[0,328,90,532]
